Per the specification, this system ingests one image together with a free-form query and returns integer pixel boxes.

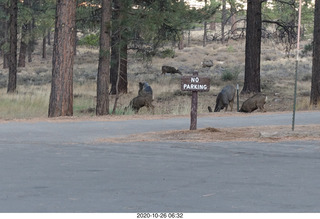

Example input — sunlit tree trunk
[48,0,76,117]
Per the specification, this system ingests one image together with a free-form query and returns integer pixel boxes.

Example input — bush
[157,49,175,58]
[78,34,99,47]
[301,42,313,56]
[221,67,240,81]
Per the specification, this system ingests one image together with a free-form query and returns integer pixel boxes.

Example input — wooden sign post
[181,71,210,130]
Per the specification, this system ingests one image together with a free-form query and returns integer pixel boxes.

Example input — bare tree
[241,0,262,94]
[310,0,320,107]
[48,0,76,117]
[96,0,112,115]
[7,0,18,93]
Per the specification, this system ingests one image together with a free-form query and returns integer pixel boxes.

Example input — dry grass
[0,30,315,120]
[0,85,50,119]
[96,124,320,143]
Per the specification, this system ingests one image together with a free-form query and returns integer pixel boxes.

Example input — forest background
[0,0,319,119]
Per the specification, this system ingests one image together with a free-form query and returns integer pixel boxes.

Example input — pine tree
[310,0,320,107]
[96,0,111,115]
[242,0,262,94]
[7,0,18,93]
[109,0,218,95]
[48,0,76,117]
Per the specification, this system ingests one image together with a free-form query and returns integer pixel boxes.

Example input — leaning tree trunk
[48,0,76,117]
[241,0,262,94]
[7,0,18,93]
[96,0,111,116]
[119,41,128,93]
[310,0,320,107]
[110,39,128,94]
[110,0,128,95]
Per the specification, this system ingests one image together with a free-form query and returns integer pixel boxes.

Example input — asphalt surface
[0,111,319,212]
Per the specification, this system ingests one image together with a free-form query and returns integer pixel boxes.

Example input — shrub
[301,42,313,56]
[302,74,312,81]
[78,34,99,47]
[157,49,175,58]
[221,67,240,81]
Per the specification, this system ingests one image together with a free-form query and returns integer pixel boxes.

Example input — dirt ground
[98,124,320,143]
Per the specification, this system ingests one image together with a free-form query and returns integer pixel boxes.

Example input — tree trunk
[7,0,18,93]
[48,0,76,117]
[203,0,207,47]
[221,0,226,43]
[179,0,185,49]
[96,0,111,116]
[27,37,33,63]
[3,19,9,69]
[112,40,121,115]
[74,26,77,56]
[203,21,207,47]
[47,30,51,45]
[209,22,216,31]
[18,24,28,67]
[310,0,320,107]
[110,39,128,94]
[179,32,184,50]
[110,0,128,95]
[18,0,31,68]
[27,20,35,63]
[231,14,237,33]
[42,36,46,59]
[110,34,119,95]
[241,0,262,94]
[3,54,9,69]
[119,42,128,93]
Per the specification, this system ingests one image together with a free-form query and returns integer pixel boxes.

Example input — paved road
[0,111,319,212]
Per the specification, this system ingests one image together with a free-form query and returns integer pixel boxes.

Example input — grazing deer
[161,65,182,75]
[209,85,236,112]
[240,93,267,113]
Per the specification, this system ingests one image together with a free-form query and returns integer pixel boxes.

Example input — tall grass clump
[0,85,50,119]
[297,97,312,111]
[73,82,96,116]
